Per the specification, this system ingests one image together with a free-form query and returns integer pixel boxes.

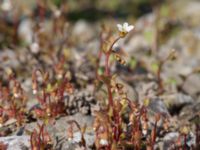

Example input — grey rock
[179,102,200,122]
[21,78,32,93]
[137,81,158,102]
[176,1,200,27]
[0,49,19,68]
[158,131,196,150]
[72,20,95,44]
[163,132,179,149]
[135,13,155,31]
[124,34,150,54]
[148,98,170,116]
[146,98,170,127]
[183,74,200,96]
[161,93,194,109]
[23,113,94,150]
[24,113,94,138]
[18,18,33,44]
[0,135,30,150]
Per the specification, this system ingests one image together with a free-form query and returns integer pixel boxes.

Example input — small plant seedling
[30,123,52,150]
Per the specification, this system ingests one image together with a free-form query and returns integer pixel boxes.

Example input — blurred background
[0,0,200,47]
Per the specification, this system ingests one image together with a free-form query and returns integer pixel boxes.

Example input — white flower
[1,0,12,11]
[117,22,134,34]
[99,139,108,146]
[30,42,40,54]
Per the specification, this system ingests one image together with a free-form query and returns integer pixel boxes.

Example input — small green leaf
[46,84,53,93]
[144,30,154,43]
[167,78,177,85]
[129,57,137,69]
[151,62,159,73]
[160,4,169,17]
[110,53,115,62]
[143,98,150,107]
[97,67,104,75]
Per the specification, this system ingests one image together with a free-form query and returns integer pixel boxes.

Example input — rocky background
[0,0,200,149]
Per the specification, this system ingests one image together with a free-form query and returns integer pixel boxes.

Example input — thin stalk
[105,53,110,76]
[104,37,121,107]
[107,84,113,108]
[151,121,157,150]
[184,134,187,150]
[157,62,164,94]
[30,132,34,150]
[109,37,121,52]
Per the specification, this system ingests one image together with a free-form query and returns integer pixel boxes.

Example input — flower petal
[117,24,123,32]
[127,25,134,32]
[123,22,128,29]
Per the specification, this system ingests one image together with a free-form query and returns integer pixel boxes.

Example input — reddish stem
[184,134,187,150]
[156,61,165,95]
[109,37,121,52]
[30,132,34,150]
[151,121,157,149]
[103,51,114,107]
[104,37,121,107]
[36,0,45,22]
[107,85,113,108]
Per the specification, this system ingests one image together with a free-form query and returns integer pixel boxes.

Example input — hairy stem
[104,37,121,107]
